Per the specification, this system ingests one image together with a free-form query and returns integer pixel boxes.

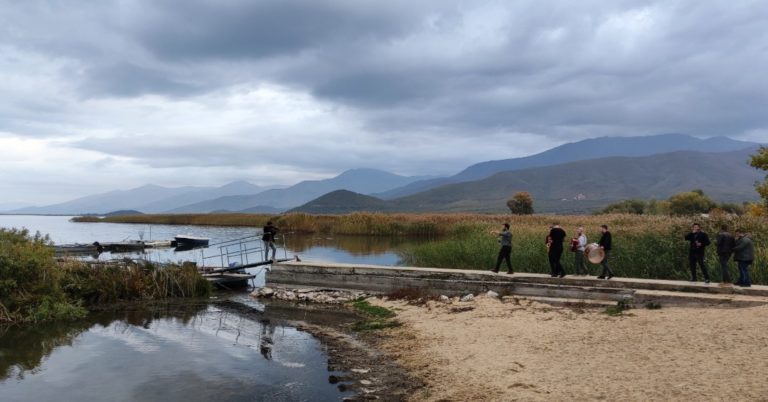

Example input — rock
[284,291,297,301]
[439,295,451,303]
[360,379,373,386]
[351,368,370,374]
[460,294,475,302]
[486,290,500,298]
[297,288,313,293]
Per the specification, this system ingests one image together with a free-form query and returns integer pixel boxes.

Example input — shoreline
[365,294,768,401]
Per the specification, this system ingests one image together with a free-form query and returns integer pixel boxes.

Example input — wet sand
[372,296,768,401]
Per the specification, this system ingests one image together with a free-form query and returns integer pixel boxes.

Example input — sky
[1,0,767,206]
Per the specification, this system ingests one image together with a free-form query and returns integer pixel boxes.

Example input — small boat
[173,235,210,250]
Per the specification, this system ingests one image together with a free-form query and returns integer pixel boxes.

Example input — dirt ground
[371,296,768,401]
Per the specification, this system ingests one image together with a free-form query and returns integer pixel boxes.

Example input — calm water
[0,299,356,401]
[0,215,427,285]
[0,215,419,401]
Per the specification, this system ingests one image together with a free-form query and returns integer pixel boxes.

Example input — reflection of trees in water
[0,302,207,380]
[284,234,434,256]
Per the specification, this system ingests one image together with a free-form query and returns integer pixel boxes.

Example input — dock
[267,261,768,307]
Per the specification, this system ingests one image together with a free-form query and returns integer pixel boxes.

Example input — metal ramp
[199,234,291,289]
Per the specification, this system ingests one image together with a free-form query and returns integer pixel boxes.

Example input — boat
[173,235,210,250]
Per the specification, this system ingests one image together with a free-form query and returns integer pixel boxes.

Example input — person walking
[572,227,588,275]
[492,223,513,274]
[715,224,735,285]
[262,220,278,261]
[597,225,614,279]
[547,224,567,278]
[685,223,711,283]
[733,229,754,287]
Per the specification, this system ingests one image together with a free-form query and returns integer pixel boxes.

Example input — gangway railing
[200,234,288,269]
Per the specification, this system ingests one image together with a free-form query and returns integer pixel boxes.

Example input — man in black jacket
[597,225,614,279]
[547,224,567,278]
[262,221,278,261]
[685,223,711,283]
[715,224,735,284]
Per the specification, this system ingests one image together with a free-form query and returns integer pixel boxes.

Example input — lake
[0,215,427,286]
[0,215,419,401]
[0,297,358,401]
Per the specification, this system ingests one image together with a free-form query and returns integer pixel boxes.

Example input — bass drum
[584,243,605,264]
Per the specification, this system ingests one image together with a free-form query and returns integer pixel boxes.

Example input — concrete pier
[268,261,768,307]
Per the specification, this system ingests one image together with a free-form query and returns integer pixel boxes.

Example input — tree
[750,146,768,208]
[668,190,716,216]
[506,191,534,215]
[599,199,647,214]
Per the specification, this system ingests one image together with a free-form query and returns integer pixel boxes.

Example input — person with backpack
[547,224,567,278]
[262,220,278,261]
[597,225,614,279]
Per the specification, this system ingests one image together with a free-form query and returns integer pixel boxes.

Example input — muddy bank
[215,299,422,401]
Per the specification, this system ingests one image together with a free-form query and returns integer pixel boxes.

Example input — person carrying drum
[685,223,711,283]
[597,225,614,279]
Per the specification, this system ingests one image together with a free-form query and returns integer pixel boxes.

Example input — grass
[604,299,633,316]
[350,298,399,331]
[73,211,767,284]
[0,228,211,324]
[398,214,768,285]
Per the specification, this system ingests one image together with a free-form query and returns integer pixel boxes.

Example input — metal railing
[200,234,288,269]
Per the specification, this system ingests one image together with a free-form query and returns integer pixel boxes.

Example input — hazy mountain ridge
[377,134,759,199]
[170,168,431,213]
[292,148,763,214]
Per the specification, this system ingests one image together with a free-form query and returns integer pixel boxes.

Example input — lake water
[0,215,420,401]
[0,298,357,401]
[0,215,426,286]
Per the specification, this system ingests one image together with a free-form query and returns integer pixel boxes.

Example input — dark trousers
[718,253,732,283]
[496,245,512,271]
[736,260,752,286]
[574,251,588,275]
[689,252,710,281]
[600,250,614,278]
[548,247,565,276]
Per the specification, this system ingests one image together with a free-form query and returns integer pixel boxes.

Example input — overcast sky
[1,0,767,206]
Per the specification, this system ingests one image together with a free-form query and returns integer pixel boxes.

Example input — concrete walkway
[269,261,768,307]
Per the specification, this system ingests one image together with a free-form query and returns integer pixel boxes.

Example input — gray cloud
[1,0,767,204]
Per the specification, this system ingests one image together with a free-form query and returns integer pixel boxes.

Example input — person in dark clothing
[733,229,754,287]
[715,224,735,285]
[262,221,278,261]
[547,224,567,278]
[597,225,614,279]
[685,223,711,283]
[492,223,513,274]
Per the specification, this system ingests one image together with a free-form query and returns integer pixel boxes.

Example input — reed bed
[0,228,211,324]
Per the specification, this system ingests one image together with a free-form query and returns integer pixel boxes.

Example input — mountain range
[292,147,763,214]
[5,134,763,215]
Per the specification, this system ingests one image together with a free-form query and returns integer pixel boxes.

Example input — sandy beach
[371,296,768,401]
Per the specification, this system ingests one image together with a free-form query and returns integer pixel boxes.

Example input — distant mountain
[104,210,144,217]
[289,190,392,214]
[170,168,430,212]
[390,148,762,213]
[300,148,763,214]
[136,181,270,213]
[10,181,273,215]
[377,134,759,199]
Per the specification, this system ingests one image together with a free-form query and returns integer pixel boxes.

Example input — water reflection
[0,301,352,401]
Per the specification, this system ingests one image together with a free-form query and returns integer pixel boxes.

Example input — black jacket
[262,224,278,242]
[599,231,612,251]
[715,231,735,255]
[685,231,710,254]
[548,227,566,250]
